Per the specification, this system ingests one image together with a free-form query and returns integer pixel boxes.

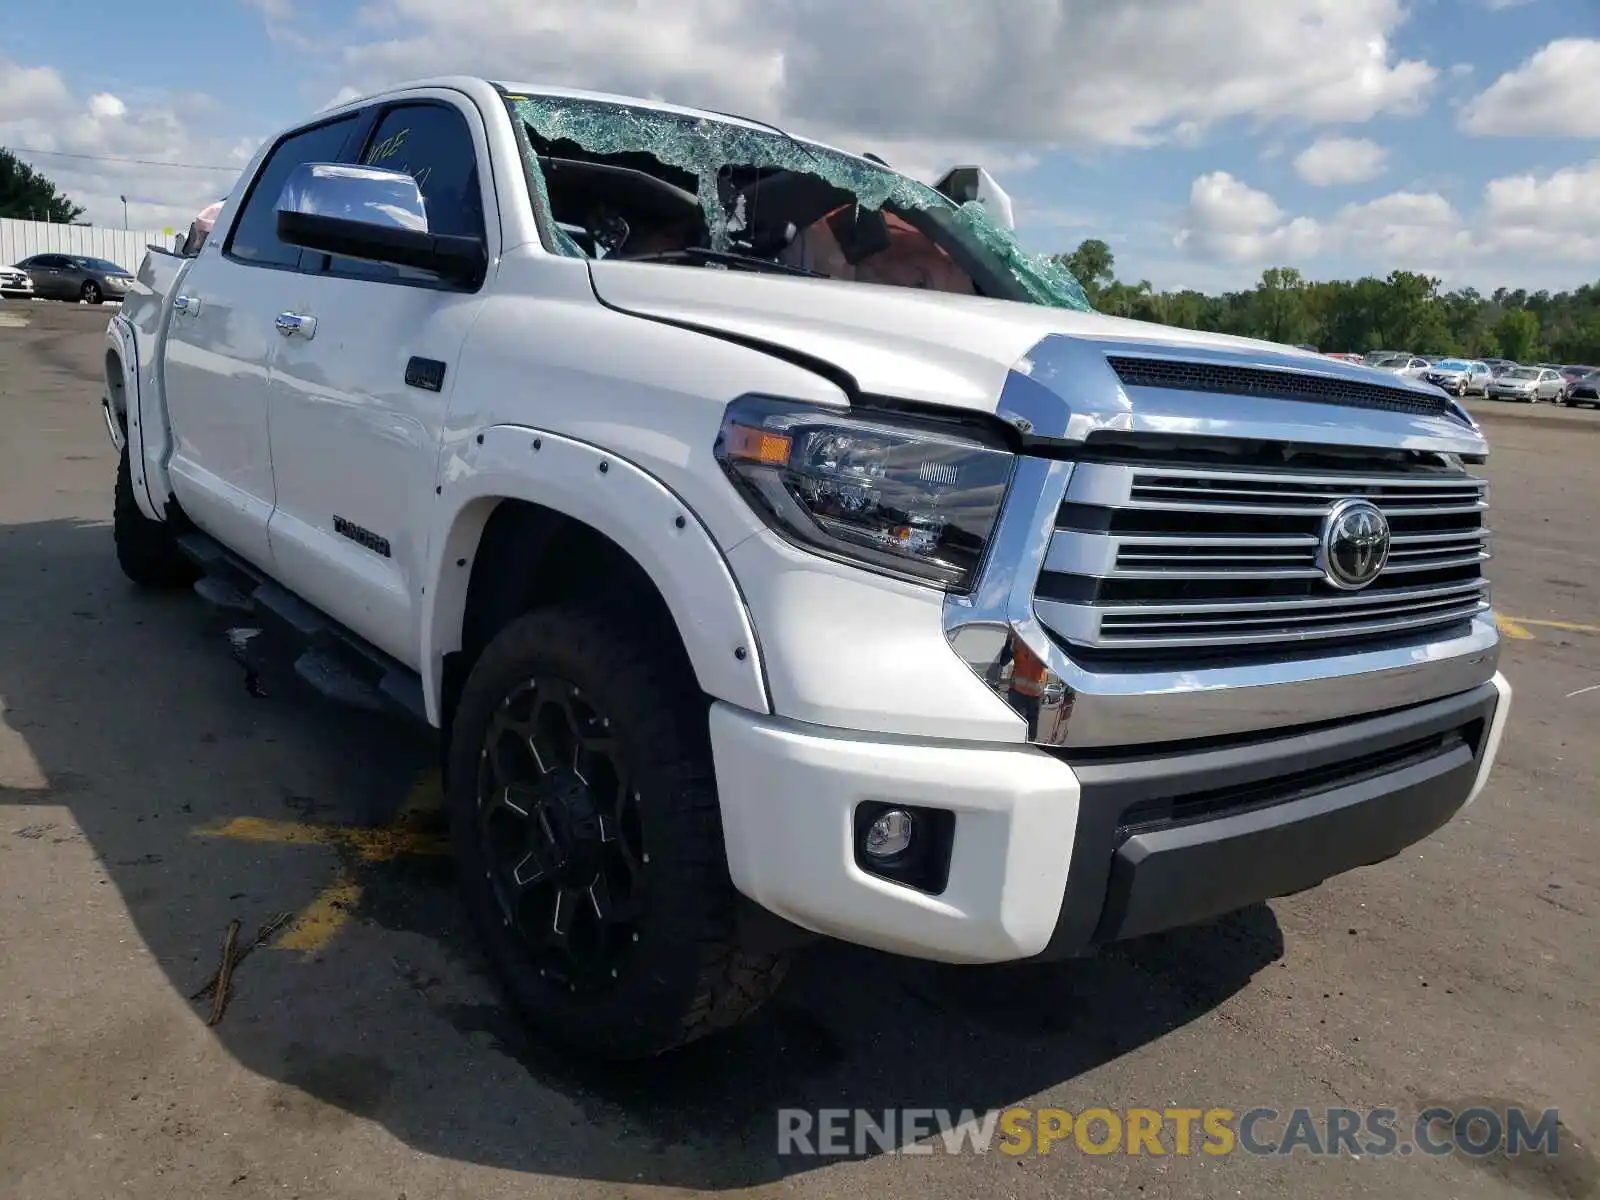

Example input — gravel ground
[0,302,1595,1200]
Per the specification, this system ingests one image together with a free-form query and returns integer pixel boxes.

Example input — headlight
[714,395,1015,592]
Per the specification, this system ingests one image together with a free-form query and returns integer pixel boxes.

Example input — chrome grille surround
[943,334,1500,750]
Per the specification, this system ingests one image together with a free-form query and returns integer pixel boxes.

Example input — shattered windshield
[505,95,1092,312]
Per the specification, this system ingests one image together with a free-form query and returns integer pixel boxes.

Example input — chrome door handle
[173,294,201,315]
[275,311,317,339]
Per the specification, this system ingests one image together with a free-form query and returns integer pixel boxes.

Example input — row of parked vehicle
[0,253,137,305]
[1321,349,1600,407]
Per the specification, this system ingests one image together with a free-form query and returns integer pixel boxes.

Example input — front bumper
[710,673,1510,964]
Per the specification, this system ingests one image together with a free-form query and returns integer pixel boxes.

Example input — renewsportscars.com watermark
[777,1105,1565,1159]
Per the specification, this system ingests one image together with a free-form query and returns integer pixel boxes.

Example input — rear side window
[227,115,361,268]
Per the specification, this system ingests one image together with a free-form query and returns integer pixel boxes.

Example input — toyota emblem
[1317,499,1391,590]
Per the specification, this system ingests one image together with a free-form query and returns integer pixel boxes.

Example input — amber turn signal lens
[725,424,793,466]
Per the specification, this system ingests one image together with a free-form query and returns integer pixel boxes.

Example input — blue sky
[3,0,1596,293]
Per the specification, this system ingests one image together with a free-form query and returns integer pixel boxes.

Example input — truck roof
[324,75,787,140]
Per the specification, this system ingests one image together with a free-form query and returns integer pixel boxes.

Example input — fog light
[863,809,914,859]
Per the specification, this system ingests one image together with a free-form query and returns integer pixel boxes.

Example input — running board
[180,532,428,724]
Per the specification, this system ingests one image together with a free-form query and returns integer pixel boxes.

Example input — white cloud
[1172,172,1323,263]
[1174,158,1600,281]
[1330,191,1469,261]
[1461,38,1600,136]
[1294,136,1389,186]
[0,59,258,231]
[87,93,127,121]
[334,0,1438,151]
[0,61,71,120]
[1480,159,1600,258]
[1482,0,1533,9]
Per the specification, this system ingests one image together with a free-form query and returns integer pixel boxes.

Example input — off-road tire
[114,449,197,588]
[446,606,789,1060]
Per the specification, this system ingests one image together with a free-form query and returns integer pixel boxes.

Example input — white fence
[1,217,177,274]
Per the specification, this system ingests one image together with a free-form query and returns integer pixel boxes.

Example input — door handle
[275,311,317,339]
[173,294,201,315]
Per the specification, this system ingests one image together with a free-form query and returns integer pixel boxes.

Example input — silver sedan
[1486,367,1566,403]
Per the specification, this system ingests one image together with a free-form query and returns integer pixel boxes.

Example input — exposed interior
[506,94,1092,312]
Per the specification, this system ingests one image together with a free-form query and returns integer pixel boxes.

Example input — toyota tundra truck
[102,76,1511,1060]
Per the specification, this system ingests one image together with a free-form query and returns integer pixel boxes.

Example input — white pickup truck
[104,76,1511,1060]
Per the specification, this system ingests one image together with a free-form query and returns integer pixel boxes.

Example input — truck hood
[588,260,1333,415]
[586,262,1482,454]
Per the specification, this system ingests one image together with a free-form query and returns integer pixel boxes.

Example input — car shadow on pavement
[0,516,1285,1189]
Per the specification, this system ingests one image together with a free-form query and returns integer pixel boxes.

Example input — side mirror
[933,166,1016,230]
[274,162,486,286]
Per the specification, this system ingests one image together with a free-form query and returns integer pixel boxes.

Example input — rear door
[159,111,366,570]
[262,95,494,665]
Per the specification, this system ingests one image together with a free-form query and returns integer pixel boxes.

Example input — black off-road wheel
[446,607,788,1060]
[114,449,197,588]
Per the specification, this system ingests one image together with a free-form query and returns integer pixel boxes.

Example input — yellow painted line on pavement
[275,873,363,953]
[1495,613,1536,640]
[190,771,450,954]
[192,814,448,862]
[1509,616,1600,636]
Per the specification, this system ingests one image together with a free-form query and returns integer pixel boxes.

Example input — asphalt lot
[1,301,1595,1200]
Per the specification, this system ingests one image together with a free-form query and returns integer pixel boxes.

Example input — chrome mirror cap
[275,162,429,234]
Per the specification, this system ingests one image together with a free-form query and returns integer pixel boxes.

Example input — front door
[160,111,365,570]
[27,255,71,299]
[263,98,493,666]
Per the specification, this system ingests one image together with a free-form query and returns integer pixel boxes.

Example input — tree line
[0,149,86,224]
[1059,239,1600,365]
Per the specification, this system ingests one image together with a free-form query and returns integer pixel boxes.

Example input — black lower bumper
[1034,681,1501,959]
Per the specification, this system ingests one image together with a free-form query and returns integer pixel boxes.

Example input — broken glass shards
[508,94,1092,312]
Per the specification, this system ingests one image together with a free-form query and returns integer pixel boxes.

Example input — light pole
[119,194,128,230]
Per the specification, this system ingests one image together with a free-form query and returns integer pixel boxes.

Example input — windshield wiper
[622,248,826,278]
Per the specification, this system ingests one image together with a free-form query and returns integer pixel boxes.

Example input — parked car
[16,253,133,304]
[1372,354,1431,378]
[1362,349,1407,366]
[0,263,34,300]
[1486,360,1519,378]
[1557,365,1599,399]
[1324,351,1364,364]
[1421,358,1492,397]
[103,74,1511,1061]
[1562,370,1600,408]
[1486,366,1565,403]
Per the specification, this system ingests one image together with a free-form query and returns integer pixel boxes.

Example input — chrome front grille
[1035,460,1490,655]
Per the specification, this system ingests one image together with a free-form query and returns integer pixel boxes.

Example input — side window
[226,115,361,269]
[319,102,485,283]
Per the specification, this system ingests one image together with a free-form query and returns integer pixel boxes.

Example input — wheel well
[104,349,127,430]
[440,499,706,765]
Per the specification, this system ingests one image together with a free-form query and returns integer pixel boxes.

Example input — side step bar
[177,532,428,724]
